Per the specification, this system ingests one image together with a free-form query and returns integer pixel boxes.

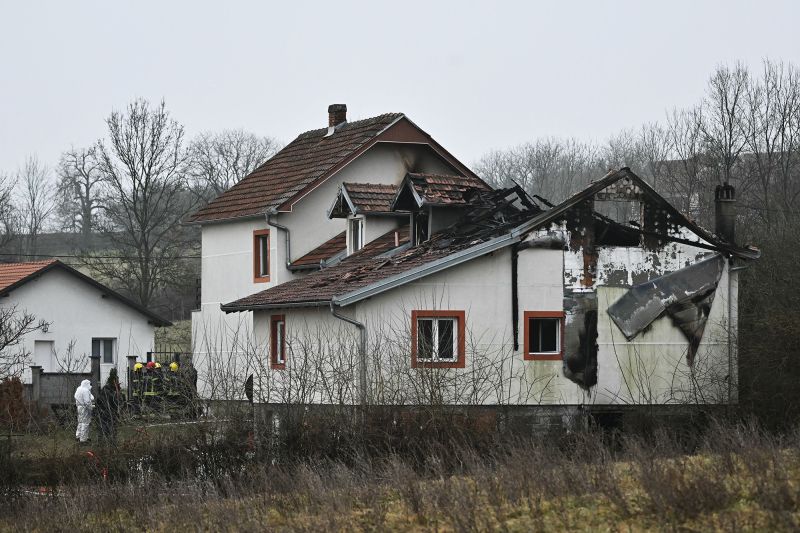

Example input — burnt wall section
[525,174,725,390]
[562,292,598,389]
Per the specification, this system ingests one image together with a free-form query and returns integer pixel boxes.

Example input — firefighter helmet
[134,362,144,371]
[169,362,179,372]
[154,362,162,369]
[146,361,156,369]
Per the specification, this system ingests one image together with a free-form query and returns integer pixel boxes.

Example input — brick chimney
[714,182,736,244]
[328,104,347,127]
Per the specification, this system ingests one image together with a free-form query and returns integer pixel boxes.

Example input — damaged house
[189,105,759,415]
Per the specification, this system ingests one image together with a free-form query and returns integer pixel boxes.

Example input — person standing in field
[74,379,94,443]
[97,369,121,444]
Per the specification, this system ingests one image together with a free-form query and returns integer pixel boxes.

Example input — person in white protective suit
[74,379,94,443]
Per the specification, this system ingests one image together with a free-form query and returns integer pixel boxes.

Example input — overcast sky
[1,0,798,173]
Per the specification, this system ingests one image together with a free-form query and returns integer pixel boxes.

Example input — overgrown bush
[0,377,30,430]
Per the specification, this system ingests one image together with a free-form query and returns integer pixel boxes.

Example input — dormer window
[348,217,364,254]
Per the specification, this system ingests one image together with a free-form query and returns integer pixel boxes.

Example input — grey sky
[1,0,798,173]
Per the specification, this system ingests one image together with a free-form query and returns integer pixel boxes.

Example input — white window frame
[415,317,458,362]
[348,216,364,254]
[258,234,270,277]
[92,337,116,365]
[275,318,285,365]
[527,317,561,355]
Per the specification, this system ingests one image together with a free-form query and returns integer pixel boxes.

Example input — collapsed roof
[222,168,759,312]
[391,173,492,210]
[221,186,539,311]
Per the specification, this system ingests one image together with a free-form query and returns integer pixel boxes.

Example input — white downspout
[329,302,367,408]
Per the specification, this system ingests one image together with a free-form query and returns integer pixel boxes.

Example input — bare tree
[0,305,47,380]
[56,146,105,247]
[0,172,18,252]
[90,98,198,308]
[473,138,598,203]
[700,63,751,187]
[16,155,56,257]
[189,129,280,198]
[741,60,800,228]
[664,106,709,220]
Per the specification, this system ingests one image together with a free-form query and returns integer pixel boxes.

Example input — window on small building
[92,338,115,364]
[270,314,286,369]
[411,310,465,368]
[348,217,364,254]
[523,311,564,360]
[253,229,270,282]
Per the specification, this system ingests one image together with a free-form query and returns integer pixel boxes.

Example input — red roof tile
[343,183,399,214]
[407,173,490,206]
[0,260,56,291]
[187,114,404,223]
[221,188,538,311]
[0,259,171,325]
[289,231,346,270]
[223,226,411,309]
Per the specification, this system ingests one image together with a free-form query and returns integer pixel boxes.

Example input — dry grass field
[1,420,799,532]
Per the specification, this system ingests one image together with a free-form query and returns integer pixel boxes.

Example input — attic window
[348,217,364,254]
[411,310,465,368]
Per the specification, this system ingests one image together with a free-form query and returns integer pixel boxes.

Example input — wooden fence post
[90,355,100,398]
[126,356,137,400]
[30,365,42,411]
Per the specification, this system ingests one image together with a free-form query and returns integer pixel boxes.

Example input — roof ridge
[0,259,57,266]
[294,112,404,139]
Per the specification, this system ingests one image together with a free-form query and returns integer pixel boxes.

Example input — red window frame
[523,311,565,361]
[411,310,466,368]
[253,229,270,283]
[270,314,286,369]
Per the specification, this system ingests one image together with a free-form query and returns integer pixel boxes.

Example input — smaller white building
[0,260,171,387]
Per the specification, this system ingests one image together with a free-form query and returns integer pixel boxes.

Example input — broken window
[594,199,641,225]
[412,311,464,367]
[523,311,564,360]
[413,211,429,245]
[594,216,641,246]
[593,199,643,247]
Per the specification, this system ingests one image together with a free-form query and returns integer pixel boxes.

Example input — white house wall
[193,142,462,398]
[4,268,155,387]
[282,143,454,260]
[246,241,735,407]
